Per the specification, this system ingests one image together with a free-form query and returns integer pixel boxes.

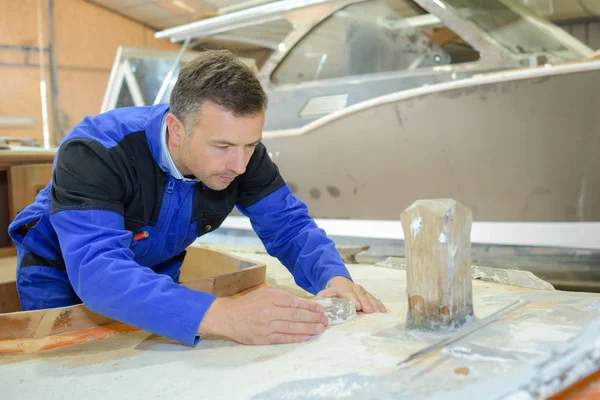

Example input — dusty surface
[2,249,600,399]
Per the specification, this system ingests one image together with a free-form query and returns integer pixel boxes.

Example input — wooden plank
[181,277,216,294]
[211,267,266,297]
[422,28,459,48]
[0,246,267,352]
[0,304,121,340]
[180,246,239,280]
[0,282,269,354]
[0,247,17,258]
[8,163,53,222]
[180,245,252,280]
[0,151,56,165]
[550,368,600,399]
[400,199,473,331]
[181,245,266,297]
[0,256,16,283]
[0,322,139,354]
[230,281,269,298]
[0,312,44,341]
[46,306,114,336]
[0,281,20,313]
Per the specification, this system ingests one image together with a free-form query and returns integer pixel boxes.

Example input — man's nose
[228,148,246,175]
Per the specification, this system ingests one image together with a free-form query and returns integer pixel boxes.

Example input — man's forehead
[201,124,262,145]
[191,102,264,143]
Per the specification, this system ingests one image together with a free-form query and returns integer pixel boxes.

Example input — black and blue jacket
[8,104,352,345]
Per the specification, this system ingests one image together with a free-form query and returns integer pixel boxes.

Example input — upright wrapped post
[400,199,473,331]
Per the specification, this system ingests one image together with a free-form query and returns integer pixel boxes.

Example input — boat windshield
[438,0,591,62]
[272,0,474,84]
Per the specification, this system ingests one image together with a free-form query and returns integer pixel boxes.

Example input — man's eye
[215,145,229,149]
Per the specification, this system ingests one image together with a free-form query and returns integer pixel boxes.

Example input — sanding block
[314,298,357,325]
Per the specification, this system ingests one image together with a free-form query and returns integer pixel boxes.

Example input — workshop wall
[0,0,179,147]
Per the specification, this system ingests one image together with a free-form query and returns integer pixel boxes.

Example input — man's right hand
[197,288,328,345]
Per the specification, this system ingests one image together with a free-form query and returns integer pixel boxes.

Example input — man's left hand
[316,277,387,313]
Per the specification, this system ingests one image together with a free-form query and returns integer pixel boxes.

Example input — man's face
[166,101,264,191]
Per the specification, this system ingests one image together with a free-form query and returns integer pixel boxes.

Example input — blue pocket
[130,227,155,258]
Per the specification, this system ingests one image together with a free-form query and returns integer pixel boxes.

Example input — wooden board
[0,281,21,313]
[0,245,266,353]
[179,245,257,281]
[0,150,56,164]
[551,369,600,399]
[7,163,53,221]
[401,199,474,330]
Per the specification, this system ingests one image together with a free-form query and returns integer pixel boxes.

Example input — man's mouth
[217,175,236,183]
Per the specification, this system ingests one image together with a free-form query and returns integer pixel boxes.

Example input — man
[9,50,385,346]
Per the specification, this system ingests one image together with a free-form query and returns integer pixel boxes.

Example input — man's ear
[165,113,184,146]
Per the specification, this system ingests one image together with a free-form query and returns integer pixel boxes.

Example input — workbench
[1,246,600,400]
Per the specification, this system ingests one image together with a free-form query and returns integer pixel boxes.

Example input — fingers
[271,307,328,325]
[225,286,388,345]
[317,285,388,313]
[354,286,387,313]
[375,298,387,313]
[343,291,362,311]
[263,307,327,343]
[270,320,325,336]
[362,292,386,313]
[317,287,362,311]
[272,292,325,314]
[355,286,375,313]
[316,288,337,299]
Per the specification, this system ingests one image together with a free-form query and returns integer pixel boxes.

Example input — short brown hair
[169,50,267,133]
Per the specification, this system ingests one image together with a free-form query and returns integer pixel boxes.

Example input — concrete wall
[0,0,179,147]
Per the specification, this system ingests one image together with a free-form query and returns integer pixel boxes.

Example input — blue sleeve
[237,185,352,294]
[50,208,216,346]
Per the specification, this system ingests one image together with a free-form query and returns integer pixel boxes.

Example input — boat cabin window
[271,0,479,85]
[441,0,591,62]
